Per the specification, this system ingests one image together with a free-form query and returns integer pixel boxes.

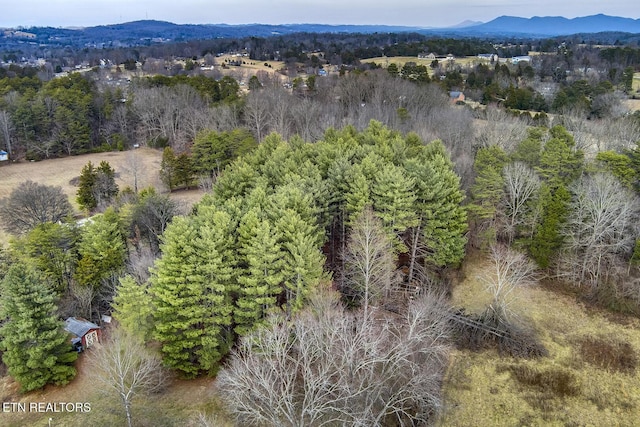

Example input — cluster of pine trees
[113,121,468,377]
[0,177,181,391]
[2,118,639,399]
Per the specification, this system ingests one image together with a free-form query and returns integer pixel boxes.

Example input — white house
[512,56,531,64]
[478,53,498,62]
[418,53,437,60]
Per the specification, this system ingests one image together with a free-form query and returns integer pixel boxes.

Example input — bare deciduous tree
[69,280,96,320]
[121,150,146,193]
[217,288,450,427]
[126,245,157,283]
[343,207,399,317]
[264,86,293,139]
[560,172,639,289]
[130,192,180,253]
[133,85,205,151]
[209,104,242,132]
[91,328,168,427]
[0,109,14,157]
[0,180,73,235]
[480,244,538,322]
[502,162,541,243]
[244,91,271,143]
[475,106,529,152]
[595,115,640,152]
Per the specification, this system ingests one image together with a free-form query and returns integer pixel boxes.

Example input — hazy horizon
[0,0,638,29]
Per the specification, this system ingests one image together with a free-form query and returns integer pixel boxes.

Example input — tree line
[469,124,640,305]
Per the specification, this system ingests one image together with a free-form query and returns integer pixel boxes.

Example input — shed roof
[64,317,100,338]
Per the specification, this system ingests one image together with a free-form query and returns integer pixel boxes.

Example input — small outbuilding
[64,317,101,352]
[449,91,466,104]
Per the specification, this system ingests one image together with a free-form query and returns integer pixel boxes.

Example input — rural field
[0,148,204,245]
[361,55,496,76]
[439,253,640,426]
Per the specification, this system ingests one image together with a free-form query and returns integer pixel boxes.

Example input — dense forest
[1,29,640,426]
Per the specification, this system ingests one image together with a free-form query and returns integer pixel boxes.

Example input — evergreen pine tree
[94,161,119,208]
[511,127,545,168]
[14,222,78,293]
[344,164,371,226]
[235,209,285,335]
[536,125,584,187]
[370,163,418,252]
[274,209,326,314]
[469,145,509,221]
[595,150,636,190]
[112,275,154,342]
[211,159,259,202]
[528,125,583,268]
[77,161,97,211]
[405,146,467,270]
[75,208,126,288]
[468,145,509,246]
[192,129,257,178]
[149,216,205,378]
[193,208,237,374]
[529,183,571,268]
[0,264,77,392]
[160,147,178,191]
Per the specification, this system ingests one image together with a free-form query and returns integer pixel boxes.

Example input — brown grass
[0,148,205,245]
[577,336,637,374]
[0,148,163,203]
[439,253,640,426]
[498,363,580,397]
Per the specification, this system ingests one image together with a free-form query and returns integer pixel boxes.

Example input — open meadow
[438,253,640,426]
[0,148,204,245]
[361,55,496,76]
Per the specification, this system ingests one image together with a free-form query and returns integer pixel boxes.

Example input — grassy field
[361,55,494,74]
[0,148,204,245]
[438,253,640,426]
[214,54,290,85]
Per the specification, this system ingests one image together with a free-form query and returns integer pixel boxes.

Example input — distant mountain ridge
[467,14,640,36]
[1,14,640,51]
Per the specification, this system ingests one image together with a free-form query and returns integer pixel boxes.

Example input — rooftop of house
[64,317,100,338]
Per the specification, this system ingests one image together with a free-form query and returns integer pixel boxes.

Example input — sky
[0,0,638,29]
